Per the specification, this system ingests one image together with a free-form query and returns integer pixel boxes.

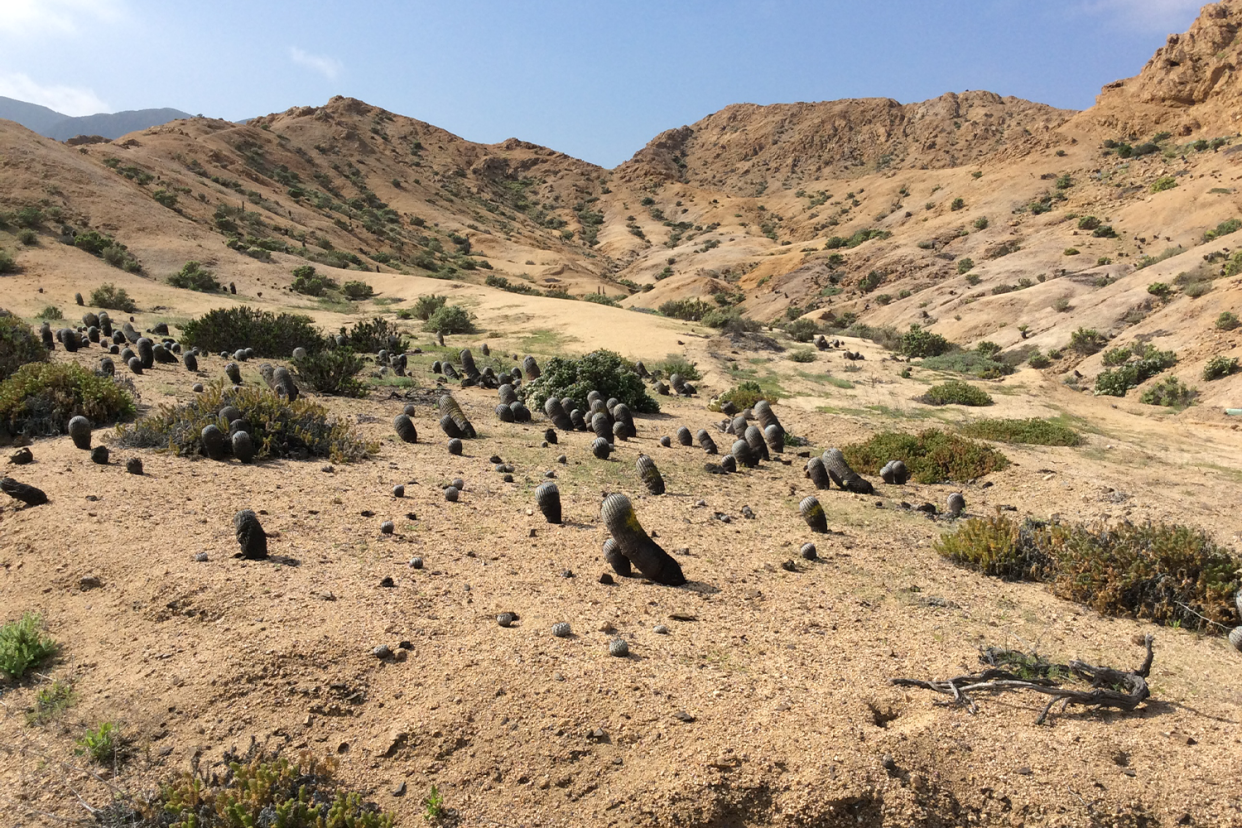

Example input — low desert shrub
[342,280,374,300]
[1139,375,1197,407]
[658,298,715,321]
[116,383,375,462]
[959,418,1082,446]
[291,265,337,297]
[1094,344,1177,397]
[340,317,409,354]
[292,348,366,396]
[35,305,63,321]
[921,380,993,406]
[709,381,778,412]
[422,304,475,334]
[934,515,1051,581]
[167,261,221,292]
[26,679,76,725]
[787,347,816,363]
[701,308,760,333]
[0,312,47,381]
[919,350,1012,379]
[0,362,135,438]
[411,294,447,320]
[0,612,57,680]
[89,283,137,313]
[1069,327,1105,355]
[181,306,325,357]
[899,324,952,358]
[0,248,16,274]
[77,722,124,765]
[785,318,818,342]
[524,349,657,414]
[1216,311,1239,331]
[843,428,1009,483]
[654,355,700,381]
[1203,355,1239,381]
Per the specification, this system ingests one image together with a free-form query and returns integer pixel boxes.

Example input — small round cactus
[603,537,631,577]
[609,638,630,657]
[201,424,226,461]
[799,496,828,534]
[128,356,143,375]
[535,481,562,524]
[499,384,517,405]
[659,435,672,448]
[90,445,109,465]
[612,421,629,442]
[224,362,242,384]
[523,355,540,380]
[394,414,418,444]
[444,486,460,502]
[636,454,665,496]
[219,405,242,424]
[67,416,92,450]
[136,338,154,369]
[125,457,143,475]
[192,383,204,393]
[292,347,308,361]
[591,437,612,460]
[1229,626,1242,652]
[510,401,531,422]
[497,612,517,627]
[800,542,818,560]
[272,366,298,402]
[744,425,770,462]
[495,403,515,423]
[451,477,465,490]
[544,428,558,445]
[731,439,756,468]
[552,622,571,638]
[676,426,693,446]
[381,520,395,535]
[393,484,405,498]
[231,431,256,463]
[448,438,463,455]
[184,352,198,372]
[720,454,737,473]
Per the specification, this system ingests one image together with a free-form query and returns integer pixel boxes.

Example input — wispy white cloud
[0,71,107,115]
[0,0,124,36]
[1080,0,1204,32]
[289,47,343,80]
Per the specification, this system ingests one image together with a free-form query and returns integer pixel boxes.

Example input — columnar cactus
[822,448,874,494]
[67,416,92,450]
[272,367,298,402]
[499,384,517,406]
[523,355,540,380]
[764,424,784,454]
[676,426,693,446]
[136,338,154,369]
[636,454,665,495]
[394,414,418,443]
[799,496,828,534]
[127,357,143,375]
[439,394,476,438]
[591,412,612,440]
[58,328,79,352]
[234,509,268,559]
[600,493,686,586]
[696,429,718,455]
[743,426,770,462]
[535,481,562,524]
[731,439,757,468]
[544,397,573,430]
[946,492,966,518]
[460,348,480,379]
[753,400,783,439]
[442,363,459,380]
[184,352,198,372]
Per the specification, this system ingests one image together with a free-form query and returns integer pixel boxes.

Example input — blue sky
[0,0,1205,167]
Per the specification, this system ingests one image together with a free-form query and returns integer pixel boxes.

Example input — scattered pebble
[557,455,567,464]
[379,576,395,587]
[194,552,209,562]
[599,573,615,585]
[392,484,404,498]
[653,624,669,635]
[497,612,517,628]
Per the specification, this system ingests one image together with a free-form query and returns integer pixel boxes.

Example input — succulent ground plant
[67,416,92,450]
[676,426,693,446]
[947,492,966,517]
[731,439,756,468]
[800,496,828,533]
[127,357,143,375]
[744,425,770,462]
[233,509,268,559]
[600,493,686,586]
[231,431,256,463]
[636,454,666,495]
[535,481,562,523]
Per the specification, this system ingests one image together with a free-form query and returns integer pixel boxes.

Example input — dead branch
[891,635,1154,725]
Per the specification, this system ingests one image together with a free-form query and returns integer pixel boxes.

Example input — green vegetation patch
[0,612,57,681]
[709,381,778,412]
[842,429,1010,483]
[0,312,47,382]
[525,349,658,414]
[0,362,135,439]
[181,306,325,357]
[167,261,222,292]
[921,380,994,406]
[959,418,1082,446]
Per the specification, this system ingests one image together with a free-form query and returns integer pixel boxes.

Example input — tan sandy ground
[1,273,1241,828]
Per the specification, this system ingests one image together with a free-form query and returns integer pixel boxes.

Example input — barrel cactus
[1230,627,1242,652]
[753,400,783,438]
[510,401,531,422]
[184,352,198,372]
[460,348,479,379]
[272,367,298,402]
[720,454,737,473]
[394,414,418,444]
[495,403,515,423]
[120,347,136,364]
[58,328,79,352]
[730,415,748,436]
[806,457,831,490]
[444,486,460,502]
[127,357,143,375]
[946,492,966,518]
[544,428,558,445]
[40,323,54,350]
[136,338,154,369]
[591,412,612,440]
[880,460,909,485]
[90,445,109,465]
[523,355,540,380]
[799,496,828,534]
[676,426,693,446]
[570,409,586,431]
[636,454,665,495]
[763,424,784,454]
[431,360,442,374]
[731,439,757,468]
[609,639,630,657]
[442,363,459,380]
[719,401,738,417]
[552,622,571,638]
[201,424,226,460]
[499,384,517,406]
[591,437,612,460]
[612,421,629,442]
[439,394,476,438]
[744,425,770,462]
[600,493,686,586]
[535,481,562,524]
[225,362,242,384]
[544,397,573,430]
[66,416,92,449]
[126,457,143,475]
[234,509,268,559]
[603,537,631,577]
[292,347,308,361]
[696,430,718,455]
[822,448,874,494]
[448,438,463,455]
[87,326,100,343]
[231,431,256,463]
[800,542,818,560]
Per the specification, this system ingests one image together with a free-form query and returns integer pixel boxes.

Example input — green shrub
[950,197,965,211]
[959,418,1082,446]
[181,306,325,357]
[152,189,178,208]
[1069,327,1105,355]
[75,230,141,272]
[340,317,409,353]
[1139,375,1196,407]
[1182,280,1212,298]
[582,292,620,307]
[658,298,714,321]
[1094,344,1176,396]
[422,304,475,334]
[1028,353,1051,369]
[0,362,135,438]
[0,313,47,382]
[411,294,447,320]
[973,217,989,231]
[292,348,366,397]
[654,355,700,381]
[956,258,975,274]
[1150,176,1178,193]
[1101,346,1132,367]
[0,612,57,680]
[922,380,993,406]
[965,273,981,286]
[935,516,1050,580]
[919,350,1012,379]
[342,280,374,300]
[1136,247,1184,270]
[292,265,337,297]
[0,248,16,274]
[899,324,951,358]
[1203,355,1239,381]
[1077,216,1101,231]
[1063,247,1080,256]
[77,722,124,765]
[116,383,376,462]
[710,381,777,412]
[787,347,816,363]
[843,429,1009,483]
[1147,282,1171,299]
[701,308,759,333]
[167,261,221,292]
[17,228,37,245]
[785,318,818,342]
[1203,218,1241,242]
[146,754,394,828]
[874,293,892,306]
[35,305,63,321]
[525,349,657,414]
[89,283,137,313]
[1216,311,1239,331]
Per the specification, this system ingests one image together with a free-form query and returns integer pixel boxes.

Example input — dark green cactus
[799,496,828,534]
[67,416,92,450]
[535,481,562,524]
[394,414,418,444]
[201,424,226,460]
[234,509,268,559]
[600,493,685,586]
[636,454,665,495]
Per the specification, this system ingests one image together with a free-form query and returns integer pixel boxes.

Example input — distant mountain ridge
[0,95,191,141]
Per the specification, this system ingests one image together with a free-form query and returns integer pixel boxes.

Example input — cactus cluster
[600,494,685,586]
[880,460,909,485]
[439,394,476,439]
[822,449,874,494]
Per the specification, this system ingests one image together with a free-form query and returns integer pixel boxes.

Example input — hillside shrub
[934,515,1050,581]
[422,304,475,334]
[292,265,337,297]
[181,306,324,357]
[1094,345,1176,397]
[842,429,1009,483]
[524,349,657,414]
[89,283,137,313]
[0,613,57,680]
[0,362,135,438]
[340,317,409,353]
[1203,355,1239,381]
[701,308,760,333]
[1216,311,1239,331]
[1139,375,1197,407]
[116,383,375,462]
[899,324,951,358]
[920,350,1012,379]
[1150,176,1178,193]
[659,298,715,321]
[167,261,221,292]
[709,381,778,412]
[0,248,16,274]
[1203,218,1241,242]
[785,318,818,342]
[956,258,975,275]
[74,230,141,272]
[654,355,700,381]
[582,292,620,307]
[787,348,816,363]
[1147,282,1171,299]
[0,313,47,382]
[1069,327,1105,355]
[292,348,366,397]
[411,294,447,320]
[342,280,374,300]
[959,418,1082,446]
[35,305,63,321]
[922,380,993,406]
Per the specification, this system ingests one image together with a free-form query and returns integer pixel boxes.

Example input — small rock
[741,505,755,519]
[781,560,797,572]
[125,457,143,475]
[322,464,334,473]
[392,781,406,797]
[599,572,615,585]
[544,470,556,478]
[561,569,574,579]
[800,543,818,560]
[372,644,392,659]
[398,640,413,650]
[674,710,695,722]
[379,576,395,588]
[609,638,629,657]
[552,622,572,638]
[79,576,102,591]
[497,612,517,628]
[194,552,209,562]
[653,624,669,635]
[392,484,405,498]
[557,455,567,464]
